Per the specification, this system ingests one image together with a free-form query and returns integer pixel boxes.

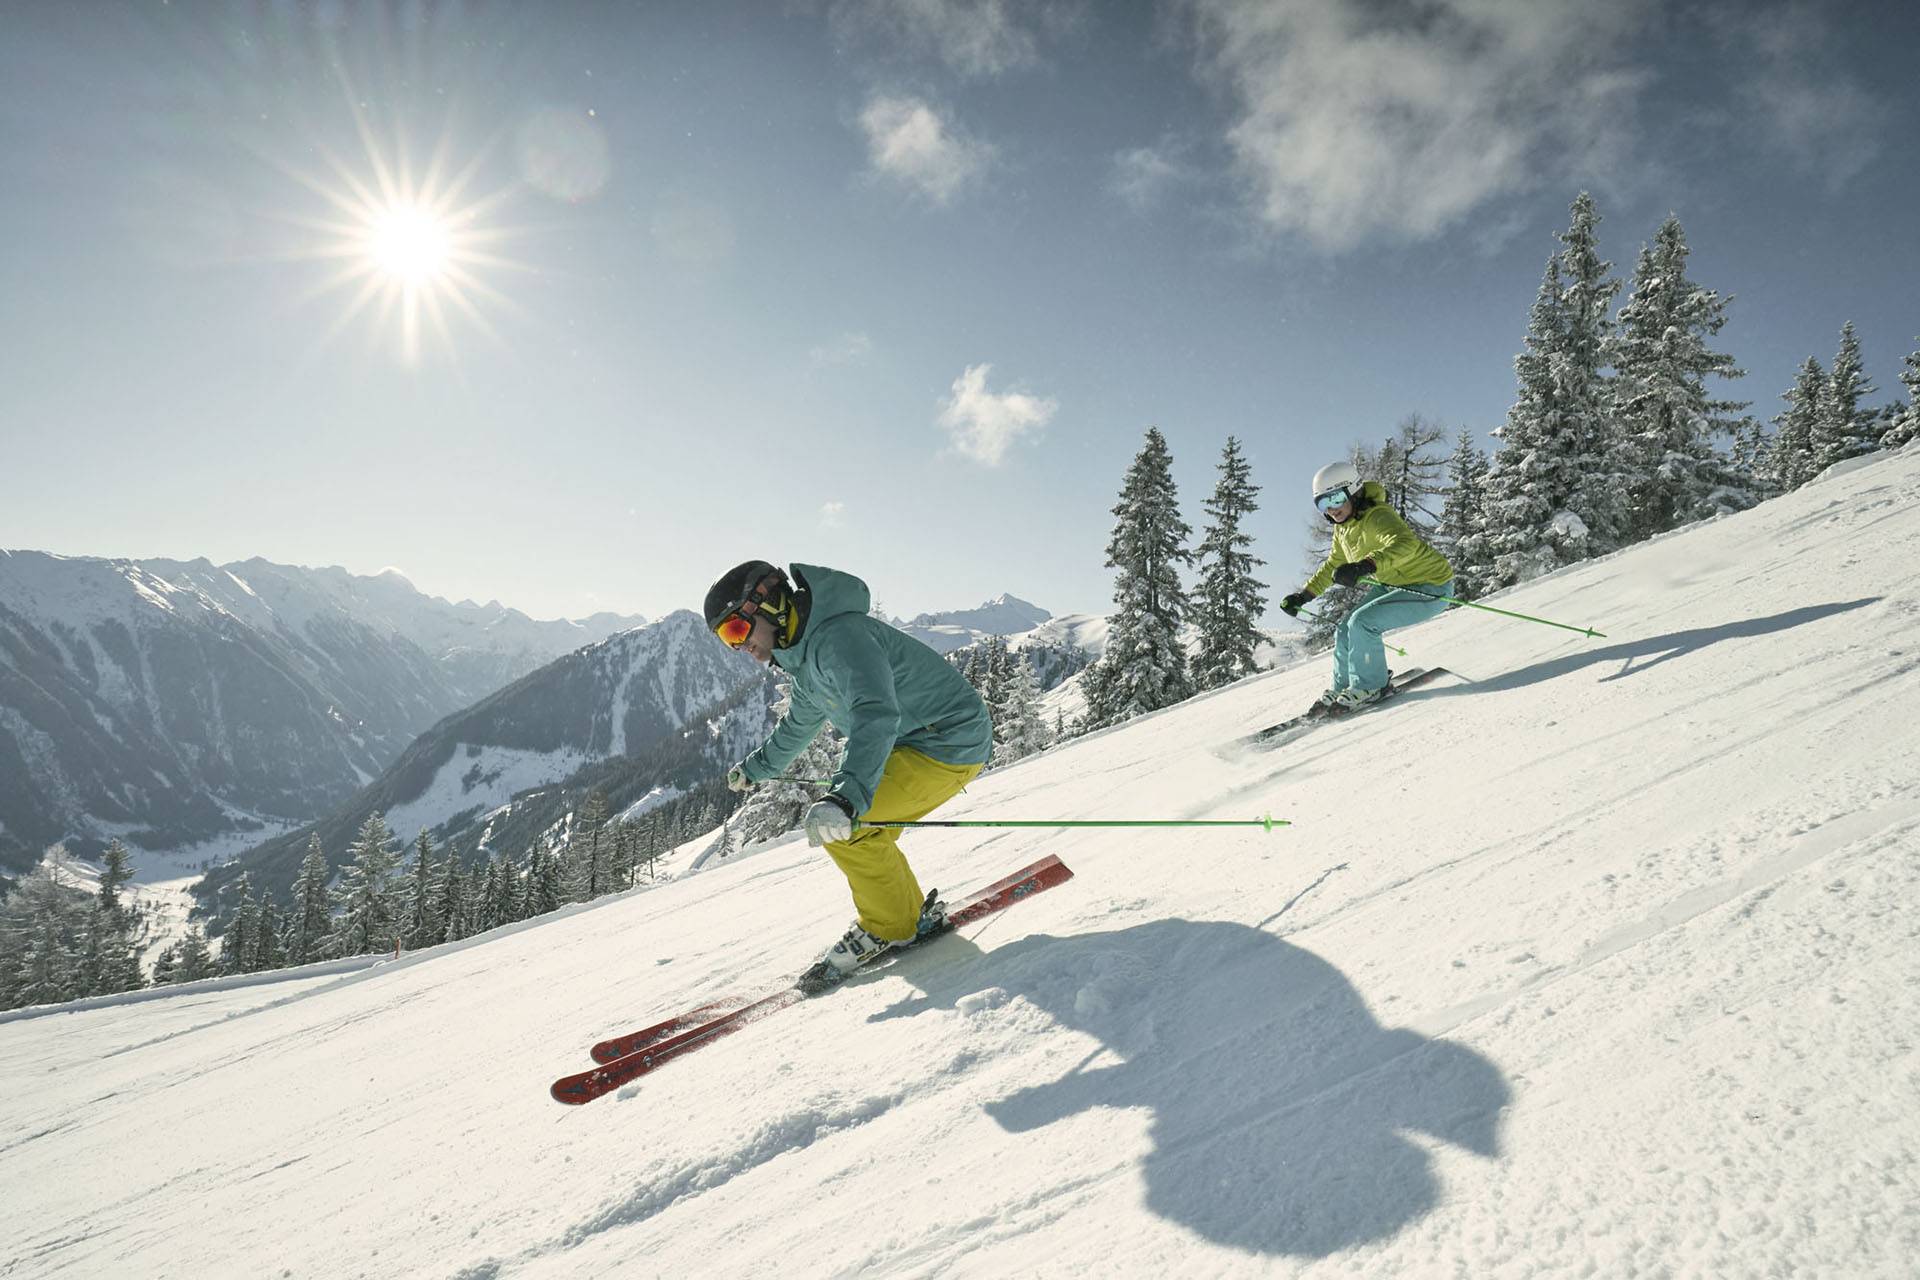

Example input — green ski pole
[1361,577,1606,639]
[859,816,1288,833]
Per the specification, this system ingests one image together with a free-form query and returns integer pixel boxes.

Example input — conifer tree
[569,790,612,902]
[221,874,259,975]
[1813,322,1878,470]
[1769,357,1826,491]
[1480,194,1626,585]
[525,841,565,917]
[992,651,1051,764]
[170,926,214,984]
[97,838,135,928]
[332,813,400,957]
[401,831,441,950]
[1612,214,1754,537]
[1885,341,1920,449]
[431,849,469,943]
[1083,427,1195,728]
[1375,417,1450,534]
[284,834,335,966]
[1192,436,1268,690]
[2,868,81,1008]
[1438,430,1491,597]
[252,899,286,972]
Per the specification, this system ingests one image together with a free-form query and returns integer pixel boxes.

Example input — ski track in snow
[5,446,1920,1277]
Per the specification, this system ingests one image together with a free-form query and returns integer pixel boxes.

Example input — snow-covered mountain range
[896,593,1054,653]
[199,610,770,900]
[0,551,642,874]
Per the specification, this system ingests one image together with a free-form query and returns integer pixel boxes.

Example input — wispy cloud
[809,331,875,366]
[859,94,994,203]
[830,0,1081,77]
[1718,1,1882,189]
[820,501,847,528]
[1183,0,1653,251]
[1109,141,1195,212]
[937,363,1057,466]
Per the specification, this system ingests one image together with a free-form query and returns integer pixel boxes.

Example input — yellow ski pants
[825,746,983,942]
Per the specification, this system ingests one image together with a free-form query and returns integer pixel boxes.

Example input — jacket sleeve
[1365,506,1452,584]
[743,681,828,783]
[814,625,902,816]
[1302,554,1338,597]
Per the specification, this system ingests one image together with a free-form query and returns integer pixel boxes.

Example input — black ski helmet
[703,560,785,633]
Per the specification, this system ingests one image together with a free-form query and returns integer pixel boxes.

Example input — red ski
[551,853,1074,1105]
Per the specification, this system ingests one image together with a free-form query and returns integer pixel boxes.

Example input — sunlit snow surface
[4,446,1919,1277]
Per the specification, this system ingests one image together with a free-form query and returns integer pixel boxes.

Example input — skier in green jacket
[704,560,993,992]
[1279,461,1455,710]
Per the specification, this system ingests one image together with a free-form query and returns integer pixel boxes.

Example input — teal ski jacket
[741,564,992,815]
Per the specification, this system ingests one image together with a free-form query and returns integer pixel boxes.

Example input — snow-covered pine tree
[170,926,213,984]
[331,813,400,957]
[1082,427,1195,729]
[401,831,441,951]
[283,834,334,966]
[1885,340,1920,449]
[568,790,612,902]
[992,651,1051,765]
[5,869,79,1007]
[1480,194,1627,586]
[97,838,134,928]
[1769,357,1826,492]
[525,840,565,917]
[1192,435,1269,691]
[430,846,468,944]
[1612,214,1755,537]
[221,873,259,975]
[1438,430,1492,597]
[1813,322,1878,470]
[252,899,285,972]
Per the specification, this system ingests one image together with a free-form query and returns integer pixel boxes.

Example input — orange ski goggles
[713,608,757,648]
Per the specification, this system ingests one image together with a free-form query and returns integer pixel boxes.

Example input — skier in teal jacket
[705,560,992,991]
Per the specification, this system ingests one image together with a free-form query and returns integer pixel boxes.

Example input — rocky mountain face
[202,610,770,900]
[0,551,642,873]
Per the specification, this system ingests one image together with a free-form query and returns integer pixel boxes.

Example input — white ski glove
[803,796,856,847]
[725,764,753,793]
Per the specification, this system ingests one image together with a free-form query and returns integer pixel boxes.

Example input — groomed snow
[3,446,1919,1276]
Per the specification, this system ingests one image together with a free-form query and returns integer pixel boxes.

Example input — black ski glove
[1332,559,1376,589]
[1280,591,1314,618]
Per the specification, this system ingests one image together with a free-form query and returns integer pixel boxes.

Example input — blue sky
[2,0,1915,623]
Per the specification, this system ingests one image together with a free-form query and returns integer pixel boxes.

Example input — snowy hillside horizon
[6,444,1916,1275]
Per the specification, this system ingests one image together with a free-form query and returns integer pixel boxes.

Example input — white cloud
[809,332,875,366]
[937,364,1057,466]
[831,0,1078,77]
[1109,142,1192,212]
[1719,2,1882,188]
[1184,0,1653,250]
[820,502,847,528]
[859,94,993,204]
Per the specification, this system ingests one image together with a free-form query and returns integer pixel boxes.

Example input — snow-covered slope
[5,446,1919,1276]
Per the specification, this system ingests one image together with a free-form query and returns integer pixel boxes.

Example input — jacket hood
[785,563,870,658]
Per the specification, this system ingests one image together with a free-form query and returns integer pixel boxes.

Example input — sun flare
[279,100,522,366]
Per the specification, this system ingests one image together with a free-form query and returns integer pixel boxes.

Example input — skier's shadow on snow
[1426,598,1878,694]
[875,919,1509,1258]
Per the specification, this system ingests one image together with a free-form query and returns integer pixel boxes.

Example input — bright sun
[281,103,519,366]
[366,204,454,283]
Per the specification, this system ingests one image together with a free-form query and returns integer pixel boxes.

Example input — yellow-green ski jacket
[1303,481,1453,596]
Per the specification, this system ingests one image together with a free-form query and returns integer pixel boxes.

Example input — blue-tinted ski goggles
[1314,486,1353,513]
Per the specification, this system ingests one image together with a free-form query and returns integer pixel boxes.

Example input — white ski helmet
[1310,461,1360,503]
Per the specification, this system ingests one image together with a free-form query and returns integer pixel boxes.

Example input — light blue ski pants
[1332,579,1454,693]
